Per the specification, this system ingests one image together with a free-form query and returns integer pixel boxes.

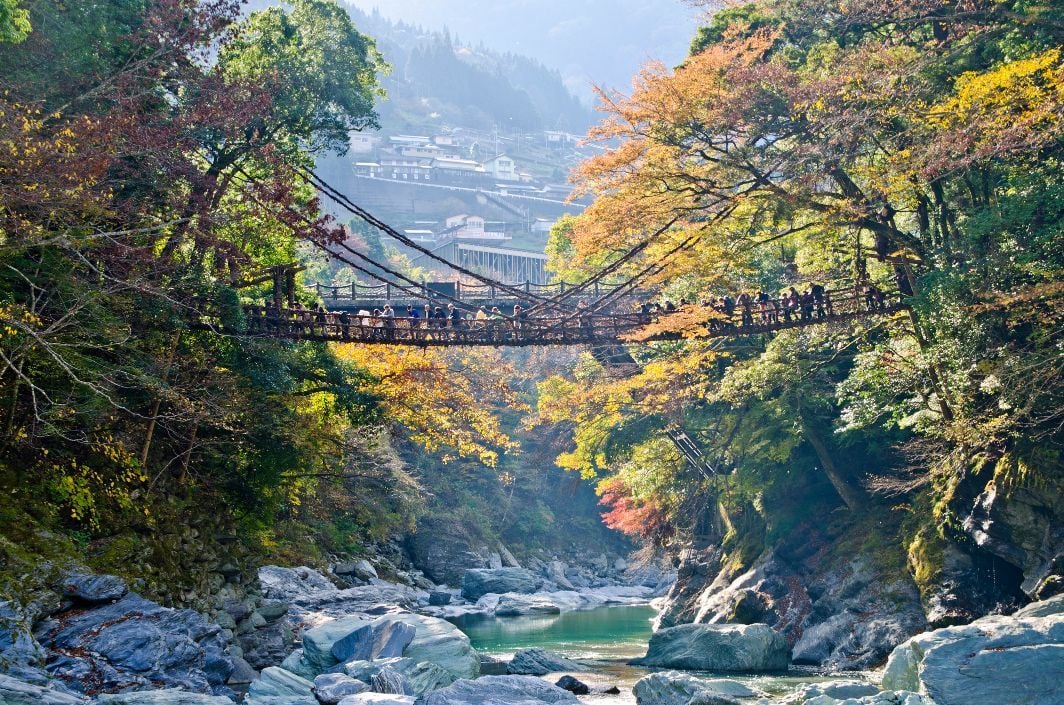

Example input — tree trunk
[139,331,181,467]
[799,411,866,510]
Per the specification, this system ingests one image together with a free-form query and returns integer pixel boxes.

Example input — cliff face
[655,464,1061,672]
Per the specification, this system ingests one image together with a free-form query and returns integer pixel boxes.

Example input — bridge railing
[308,280,628,305]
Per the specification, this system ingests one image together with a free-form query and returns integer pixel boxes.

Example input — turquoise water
[455,605,657,661]
[452,606,874,704]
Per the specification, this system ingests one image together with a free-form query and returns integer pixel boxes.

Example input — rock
[497,544,521,569]
[336,695,414,705]
[281,649,319,681]
[545,562,575,591]
[335,560,378,583]
[340,657,454,695]
[1015,593,1064,618]
[0,674,86,704]
[460,568,539,601]
[416,675,580,705]
[94,691,235,704]
[506,648,588,676]
[227,655,259,685]
[0,601,46,682]
[370,620,416,659]
[554,675,590,695]
[248,667,315,698]
[591,555,609,572]
[259,600,290,622]
[615,559,628,571]
[313,673,370,704]
[240,618,296,671]
[406,520,492,586]
[35,592,233,695]
[787,681,880,703]
[59,573,128,605]
[602,685,621,694]
[303,617,370,673]
[370,666,412,695]
[632,623,789,672]
[371,613,479,680]
[260,566,339,601]
[494,595,562,617]
[427,592,451,607]
[633,671,762,705]
[882,607,1064,705]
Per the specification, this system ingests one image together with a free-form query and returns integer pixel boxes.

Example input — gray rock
[94,691,235,705]
[494,595,562,617]
[427,592,451,607]
[336,694,414,705]
[787,681,880,703]
[406,520,492,586]
[0,674,86,704]
[370,666,412,695]
[281,649,319,681]
[258,600,290,622]
[341,658,453,695]
[506,649,588,676]
[882,609,1064,705]
[326,617,431,672]
[313,673,370,704]
[416,675,580,705]
[303,617,369,673]
[554,675,589,695]
[632,671,761,705]
[248,667,315,698]
[59,573,128,605]
[371,614,478,680]
[1014,594,1064,618]
[545,562,574,591]
[259,566,339,602]
[0,601,46,682]
[460,568,540,601]
[35,592,233,695]
[335,560,378,583]
[228,655,259,685]
[240,617,296,671]
[244,697,318,705]
[632,623,789,672]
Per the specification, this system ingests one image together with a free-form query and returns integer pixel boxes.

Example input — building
[440,214,508,241]
[349,133,377,153]
[485,154,518,182]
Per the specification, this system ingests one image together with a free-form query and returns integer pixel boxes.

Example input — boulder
[259,566,339,602]
[369,666,412,695]
[506,649,588,676]
[371,614,478,680]
[632,671,762,705]
[406,520,491,586]
[545,562,574,591]
[59,572,128,605]
[280,649,319,680]
[94,691,235,705]
[494,595,562,617]
[313,673,370,704]
[336,695,414,705]
[240,618,296,671]
[247,667,315,698]
[416,675,580,705]
[882,606,1064,705]
[330,620,415,664]
[460,568,539,601]
[303,617,369,673]
[35,592,233,695]
[0,601,46,683]
[335,560,378,583]
[786,681,880,703]
[427,592,451,607]
[554,675,590,695]
[0,674,86,705]
[244,698,317,705]
[632,623,789,672]
[341,657,454,695]
[784,692,933,705]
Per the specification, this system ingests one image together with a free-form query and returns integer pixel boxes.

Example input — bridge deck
[219,295,903,347]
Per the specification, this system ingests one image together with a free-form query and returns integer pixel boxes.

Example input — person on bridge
[474,306,488,328]
[811,283,826,319]
[800,289,814,321]
[737,293,753,328]
[339,310,351,340]
[447,303,462,329]
[489,306,505,342]
[382,305,396,340]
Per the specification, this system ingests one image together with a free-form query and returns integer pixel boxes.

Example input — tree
[0,0,29,43]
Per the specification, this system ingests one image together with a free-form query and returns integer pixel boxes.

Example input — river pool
[453,605,874,704]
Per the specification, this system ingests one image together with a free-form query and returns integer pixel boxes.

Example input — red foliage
[598,477,673,542]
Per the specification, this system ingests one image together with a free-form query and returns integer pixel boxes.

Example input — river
[453,605,875,704]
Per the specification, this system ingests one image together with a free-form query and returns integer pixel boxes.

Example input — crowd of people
[247,282,896,343]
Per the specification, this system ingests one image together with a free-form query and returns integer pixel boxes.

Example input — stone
[341,657,454,695]
[281,649,319,681]
[248,667,315,698]
[330,624,376,663]
[370,620,416,659]
[336,695,414,705]
[313,673,370,705]
[554,675,590,695]
[427,592,451,607]
[35,592,233,695]
[546,561,575,591]
[1014,593,1064,618]
[303,617,369,673]
[94,691,235,705]
[506,648,588,676]
[406,520,492,586]
[0,674,86,705]
[789,681,880,703]
[494,595,562,617]
[0,601,46,682]
[632,623,789,672]
[416,675,580,705]
[882,608,1064,705]
[258,600,290,622]
[259,566,339,601]
[245,698,317,705]
[370,666,412,695]
[227,655,259,685]
[460,568,539,601]
[370,613,478,680]
[632,672,762,705]
[335,560,378,583]
[59,573,128,605]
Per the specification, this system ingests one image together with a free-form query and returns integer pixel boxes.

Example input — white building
[349,133,377,153]
[441,214,508,241]
[486,154,518,182]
